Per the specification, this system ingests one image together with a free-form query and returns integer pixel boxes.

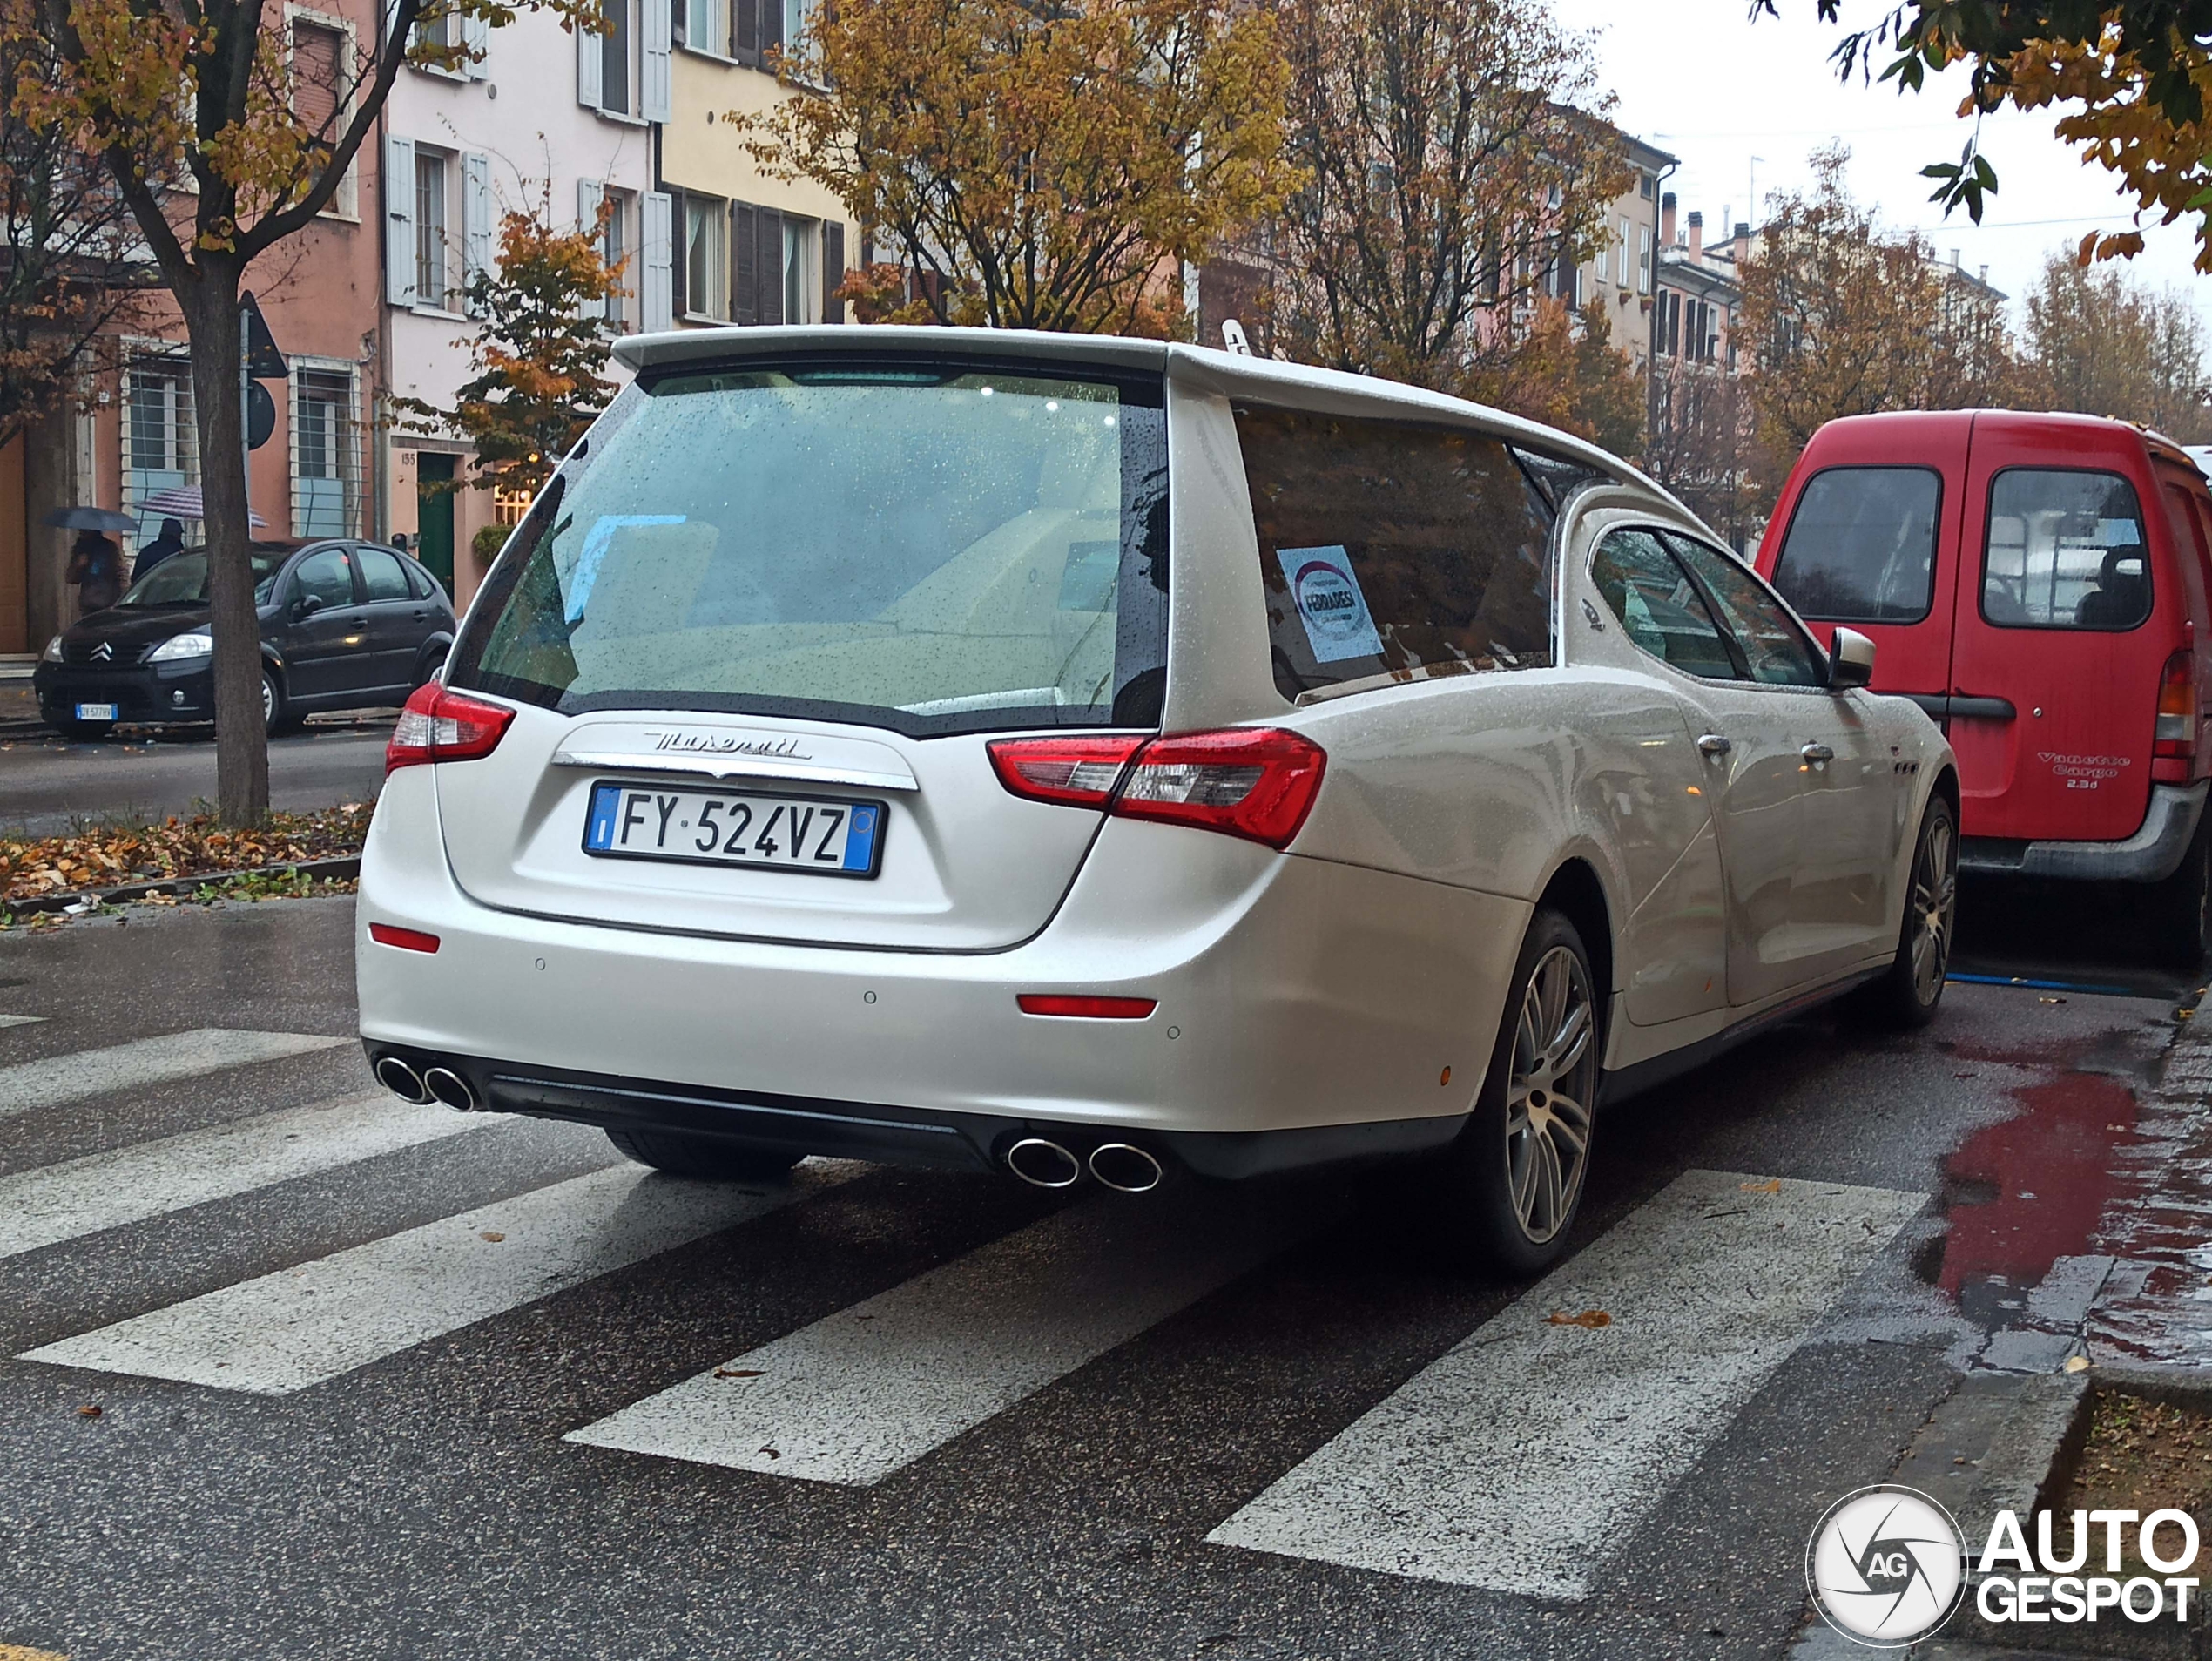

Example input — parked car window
[449,363,1171,737]
[401,557,446,602]
[118,549,287,607]
[1237,407,1556,700]
[1770,466,1941,623]
[292,547,357,611]
[357,548,412,603]
[1590,529,1739,680]
[1666,533,1828,687]
[1982,469,2152,630]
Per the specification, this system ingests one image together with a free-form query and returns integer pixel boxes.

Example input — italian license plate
[583,782,886,878]
[75,702,118,722]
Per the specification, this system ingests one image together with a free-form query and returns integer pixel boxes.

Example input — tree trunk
[182,275,271,825]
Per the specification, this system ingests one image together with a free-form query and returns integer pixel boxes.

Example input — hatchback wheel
[260,667,287,737]
[1431,908,1599,1275]
[2152,815,2212,971]
[1865,794,1958,1028]
[604,1126,801,1183]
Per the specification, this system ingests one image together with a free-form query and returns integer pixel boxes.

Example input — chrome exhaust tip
[1005,1137,1083,1189]
[421,1065,478,1112]
[374,1055,431,1104]
[1089,1142,1163,1194]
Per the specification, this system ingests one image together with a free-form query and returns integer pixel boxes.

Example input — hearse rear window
[1982,469,2152,631]
[1770,466,1941,624]
[1235,407,1556,701]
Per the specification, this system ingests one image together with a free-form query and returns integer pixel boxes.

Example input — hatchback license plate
[583,782,886,878]
[75,702,118,722]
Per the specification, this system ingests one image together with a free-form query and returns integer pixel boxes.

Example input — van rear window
[445,362,1170,737]
[1982,469,2151,631]
[1235,407,1556,701]
[1770,467,1940,623]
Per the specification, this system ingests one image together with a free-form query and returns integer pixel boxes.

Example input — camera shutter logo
[1806,1485,1966,1646]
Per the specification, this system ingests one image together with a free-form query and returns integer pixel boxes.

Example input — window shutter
[667,187,687,318]
[756,206,784,326]
[462,8,490,74]
[577,10,604,108]
[384,135,416,305]
[642,191,673,331]
[462,152,493,314]
[733,0,757,64]
[640,0,671,120]
[821,219,845,323]
[731,200,758,324]
[578,179,607,321]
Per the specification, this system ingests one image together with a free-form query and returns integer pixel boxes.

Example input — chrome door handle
[1696,733,1732,756]
[1801,743,1834,763]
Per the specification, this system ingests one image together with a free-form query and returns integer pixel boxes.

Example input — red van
[1757,410,2212,964]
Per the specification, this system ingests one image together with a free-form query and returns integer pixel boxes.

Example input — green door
[415,453,455,598]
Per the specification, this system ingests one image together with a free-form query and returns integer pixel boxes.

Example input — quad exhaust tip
[420,1065,479,1112]
[1089,1143,1163,1194]
[374,1055,431,1104]
[1005,1137,1083,1189]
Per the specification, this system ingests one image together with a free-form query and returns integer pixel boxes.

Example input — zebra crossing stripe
[1204,1169,1926,1597]
[0,1015,45,1030]
[0,1029,350,1119]
[19,1163,846,1394]
[0,1092,495,1261]
[565,1182,1329,1486]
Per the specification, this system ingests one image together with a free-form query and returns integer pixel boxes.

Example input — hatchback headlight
[146,629,213,663]
[40,634,62,663]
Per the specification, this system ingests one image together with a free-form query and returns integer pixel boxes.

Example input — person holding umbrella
[42,506,138,616]
[133,517,187,580]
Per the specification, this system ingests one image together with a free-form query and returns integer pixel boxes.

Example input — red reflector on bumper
[368,923,442,954]
[1016,995,1157,1019]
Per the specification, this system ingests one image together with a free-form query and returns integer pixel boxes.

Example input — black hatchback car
[35,539,455,739]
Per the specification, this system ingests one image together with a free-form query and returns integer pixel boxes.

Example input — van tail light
[386,683,516,773]
[988,727,1328,850]
[2156,650,2197,759]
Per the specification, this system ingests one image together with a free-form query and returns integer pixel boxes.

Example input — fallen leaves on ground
[1740,1178,1783,1194]
[715,1368,765,1380]
[0,803,371,903]
[1546,1309,1611,1329]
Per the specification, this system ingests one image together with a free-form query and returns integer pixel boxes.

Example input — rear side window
[1983,469,2151,630]
[292,548,355,610]
[1770,466,1941,623]
[1236,407,1556,700]
[1590,529,1737,680]
[357,548,411,602]
[448,361,1171,737]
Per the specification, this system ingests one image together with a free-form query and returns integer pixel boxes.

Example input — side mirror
[1829,626,1875,691]
[293,593,324,620]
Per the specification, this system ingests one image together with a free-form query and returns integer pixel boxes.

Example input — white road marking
[0,1092,496,1260]
[0,1015,45,1030]
[1205,1169,1927,1598]
[0,1029,350,1118]
[21,1163,843,1394]
[567,1184,1325,1486]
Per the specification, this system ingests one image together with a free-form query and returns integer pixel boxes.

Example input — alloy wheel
[1505,944,1597,1245]
[1908,813,1959,1004]
[261,673,276,728]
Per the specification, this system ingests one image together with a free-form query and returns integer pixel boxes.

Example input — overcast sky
[1553,0,2212,332]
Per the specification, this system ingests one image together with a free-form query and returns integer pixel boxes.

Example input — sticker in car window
[1277,544,1383,663]
[2097,518,2141,546]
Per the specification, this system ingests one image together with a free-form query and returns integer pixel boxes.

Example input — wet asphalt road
[0,888,2198,1661]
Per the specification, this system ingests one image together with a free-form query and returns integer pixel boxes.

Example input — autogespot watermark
[1806,1485,2202,1647]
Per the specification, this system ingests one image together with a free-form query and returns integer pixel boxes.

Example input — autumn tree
[2016,247,2212,439]
[1644,361,1754,550]
[29,0,592,824]
[0,0,152,444]
[1460,296,1643,456]
[1737,146,2017,501]
[1257,0,1629,397]
[394,192,624,503]
[740,0,1293,334]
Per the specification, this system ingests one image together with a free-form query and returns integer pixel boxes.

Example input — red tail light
[386,684,516,773]
[368,923,441,953]
[988,727,1327,850]
[2156,650,2197,760]
[1016,995,1157,1018]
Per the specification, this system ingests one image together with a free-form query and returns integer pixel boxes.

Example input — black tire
[51,718,113,742]
[604,1126,801,1182]
[261,666,298,736]
[1865,793,1959,1029]
[1426,908,1600,1276]
[2150,813,2212,971]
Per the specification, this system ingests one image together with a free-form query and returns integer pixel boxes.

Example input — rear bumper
[1959,780,2209,882]
[354,766,1528,1161]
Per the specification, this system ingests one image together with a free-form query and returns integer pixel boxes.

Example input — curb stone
[1,854,361,921]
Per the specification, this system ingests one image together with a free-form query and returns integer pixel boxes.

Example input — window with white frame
[125,357,197,544]
[292,364,360,538]
[682,0,727,53]
[600,0,634,113]
[603,187,635,328]
[289,13,357,216]
[1615,217,1631,287]
[414,147,455,310]
[1636,226,1652,295]
[781,215,814,325]
[685,193,726,320]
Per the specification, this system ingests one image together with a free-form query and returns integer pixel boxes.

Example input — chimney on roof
[1979,264,1989,284]
[1736,221,1750,240]
[1952,247,1962,269]
[1661,192,1677,250]
[1688,210,1703,262]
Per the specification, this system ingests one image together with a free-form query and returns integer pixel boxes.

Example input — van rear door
[1947,419,2161,843]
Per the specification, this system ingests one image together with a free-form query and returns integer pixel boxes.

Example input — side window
[1237,406,1557,700]
[1590,529,1739,680]
[357,547,412,602]
[291,547,356,610]
[1770,466,1941,623]
[1982,468,2151,630]
[1667,534,1827,687]
[1512,446,1608,511]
